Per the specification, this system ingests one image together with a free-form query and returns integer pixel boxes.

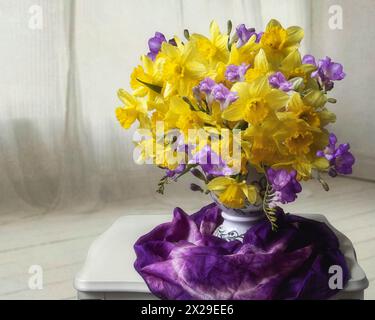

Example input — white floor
[0,176,374,299]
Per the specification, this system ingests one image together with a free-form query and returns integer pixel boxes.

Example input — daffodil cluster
[116,19,353,215]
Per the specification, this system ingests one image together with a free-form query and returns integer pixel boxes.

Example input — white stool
[74,214,368,300]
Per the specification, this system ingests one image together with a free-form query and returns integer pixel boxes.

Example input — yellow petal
[115,107,138,129]
[218,184,245,208]
[247,185,258,204]
[319,109,336,126]
[280,50,301,74]
[207,177,233,192]
[118,89,135,106]
[288,92,304,110]
[303,90,327,109]
[187,61,208,79]
[209,20,221,39]
[313,157,329,170]
[230,82,250,98]
[254,49,271,73]
[285,26,304,46]
[248,76,269,97]
[266,19,282,30]
[221,103,244,122]
[240,184,258,204]
[266,89,289,110]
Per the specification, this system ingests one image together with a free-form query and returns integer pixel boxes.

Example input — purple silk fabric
[134,203,349,300]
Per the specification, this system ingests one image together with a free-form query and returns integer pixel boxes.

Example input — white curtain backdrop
[1,0,372,216]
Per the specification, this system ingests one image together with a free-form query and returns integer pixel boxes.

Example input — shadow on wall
[0,118,60,212]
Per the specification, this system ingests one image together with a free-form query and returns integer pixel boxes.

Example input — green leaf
[136,78,162,94]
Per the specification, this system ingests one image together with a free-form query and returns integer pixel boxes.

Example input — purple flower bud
[198,78,216,94]
[168,38,177,46]
[225,63,250,82]
[189,145,233,176]
[317,133,355,176]
[236,24,262,47]
[267,168,302,204]
[147,32,176,61]
[268,72,293,92]
[211,84,231,102]
[211,84,238,109]
[302,54,317,66]
[328,168,338,177]
[305,55,346,91]
[147,32,166,60]
[190,183,203,192]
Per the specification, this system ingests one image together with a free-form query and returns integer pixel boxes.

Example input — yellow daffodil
[243,118,284,168]
[154,39,207,98]
[228,34,260,66]
[280,93,336,129]
[130,55,163,101]
[163,96,211,135]
[260,19,304,64]
[280,93,321,128]
[273,118,321,157]
[222,76,289,125]
[244,49,274,82]
[115,89,149,129]
[190,21,229,65]
[207,177,258,208]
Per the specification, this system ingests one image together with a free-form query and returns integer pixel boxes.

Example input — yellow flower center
[285,131,313,155]
[261,27,287,50]
[199,41,217,59]
[298,107,321,128]
[244,98,269,125]
[291,67,305,78]
[174,64,184,77]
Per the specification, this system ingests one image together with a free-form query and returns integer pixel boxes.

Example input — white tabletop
[74,213,369,295]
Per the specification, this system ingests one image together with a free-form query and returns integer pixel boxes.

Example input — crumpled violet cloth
[134,203,349,300]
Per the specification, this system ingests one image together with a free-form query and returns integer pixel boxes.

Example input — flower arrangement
[116,19,354,229]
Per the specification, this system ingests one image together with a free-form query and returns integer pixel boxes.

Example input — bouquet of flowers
[116,19,354,229]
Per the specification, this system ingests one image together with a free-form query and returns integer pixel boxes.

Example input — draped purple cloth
[134,203,349,300]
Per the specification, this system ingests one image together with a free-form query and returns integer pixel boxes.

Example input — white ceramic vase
[212,169,266,241]
[212,194,265,241]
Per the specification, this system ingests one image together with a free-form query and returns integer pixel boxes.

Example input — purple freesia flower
[236,24,263,47]
[197,78,238,110]
[268,72,293,92]
[211,84,238,109]
[198,78,216,94]
[189,145,233,176]
[147,32,166,60]
[147,32,176,60]
[302,55,346,91]
[225,63,250,82]
[302,54,316,66]
[267,168,302,204]
[317,133,355,176]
